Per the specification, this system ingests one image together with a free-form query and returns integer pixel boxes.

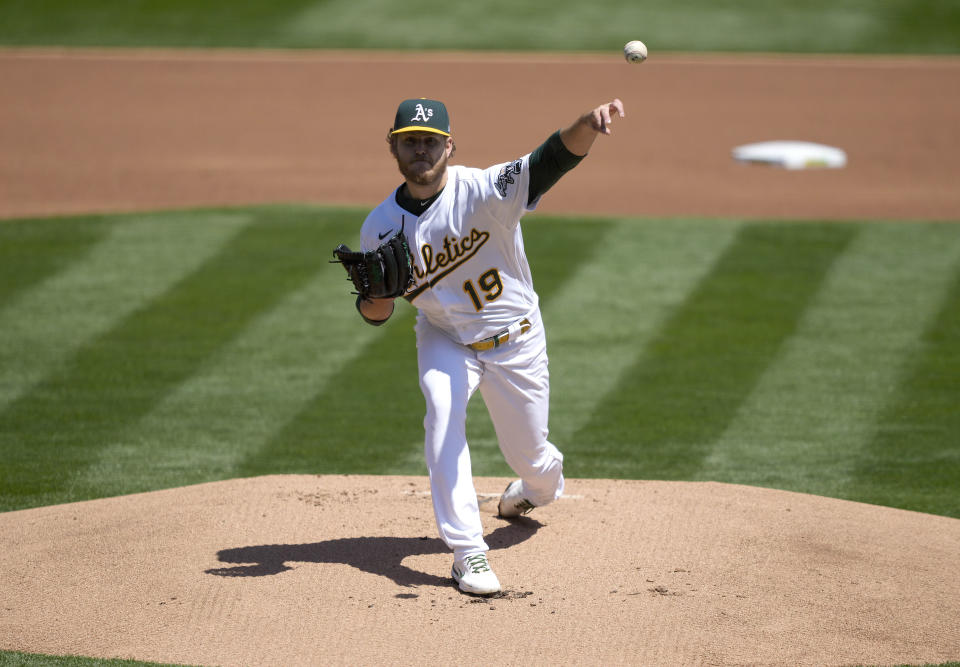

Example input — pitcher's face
[391,131,453,187]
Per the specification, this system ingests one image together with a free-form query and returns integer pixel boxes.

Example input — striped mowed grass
[1,206,958,518]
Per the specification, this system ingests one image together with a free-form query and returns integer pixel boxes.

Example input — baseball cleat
[451,553,501,595]
[498,479,536,518]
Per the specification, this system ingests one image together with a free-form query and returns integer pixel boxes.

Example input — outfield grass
[0,0,959,54]
[0,652,194,667]
[1,206,958,520]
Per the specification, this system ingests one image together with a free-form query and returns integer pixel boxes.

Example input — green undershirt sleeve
[527,130,585,206]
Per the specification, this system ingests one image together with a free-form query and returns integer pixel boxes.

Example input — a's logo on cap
[411,104,434,123]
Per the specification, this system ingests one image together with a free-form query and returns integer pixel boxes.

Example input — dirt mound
[2,475,958,666]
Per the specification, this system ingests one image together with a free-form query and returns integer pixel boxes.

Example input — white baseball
[624,40,648,64]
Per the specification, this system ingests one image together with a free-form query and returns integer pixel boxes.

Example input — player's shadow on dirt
[205,519,541,588]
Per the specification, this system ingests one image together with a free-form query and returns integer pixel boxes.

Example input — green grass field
[1,0,959,54]
[2,207,958,520]
[0,653,193,667]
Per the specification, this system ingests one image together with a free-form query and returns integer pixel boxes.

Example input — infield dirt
[2,49,960,221]
[1,49,959,667]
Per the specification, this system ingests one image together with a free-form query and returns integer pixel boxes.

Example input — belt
[468,318,532,351]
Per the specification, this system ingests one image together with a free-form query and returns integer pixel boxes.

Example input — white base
[732,140,847,169]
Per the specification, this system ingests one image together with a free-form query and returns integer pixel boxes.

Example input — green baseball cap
[390,98,451,137]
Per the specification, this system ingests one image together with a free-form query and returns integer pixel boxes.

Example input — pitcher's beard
[397,151,449,188]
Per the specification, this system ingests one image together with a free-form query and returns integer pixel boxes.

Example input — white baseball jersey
[361,155,540,345]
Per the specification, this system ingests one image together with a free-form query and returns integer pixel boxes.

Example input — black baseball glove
[332,231,415,300]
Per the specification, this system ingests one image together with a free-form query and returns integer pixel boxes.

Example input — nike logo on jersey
[378,230,393,240]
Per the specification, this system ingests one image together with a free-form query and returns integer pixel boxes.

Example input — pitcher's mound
[1,475,958,666]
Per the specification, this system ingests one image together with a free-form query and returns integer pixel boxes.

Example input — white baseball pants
[416,308,564,557]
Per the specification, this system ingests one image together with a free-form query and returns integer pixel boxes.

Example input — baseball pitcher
[334,96,626,595]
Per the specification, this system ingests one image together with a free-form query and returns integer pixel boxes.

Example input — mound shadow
[205,519,541,588]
